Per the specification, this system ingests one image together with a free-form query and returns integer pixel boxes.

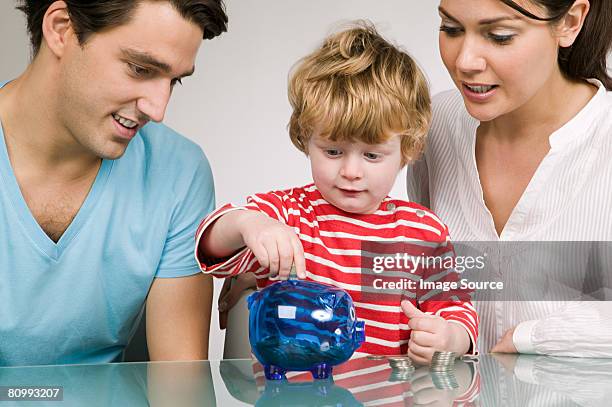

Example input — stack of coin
[387,356,415,373]
[431,371,459,390]
[389,369,414,382]
[430,351,456,372]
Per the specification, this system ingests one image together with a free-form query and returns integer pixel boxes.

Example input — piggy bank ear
[247,291,260,309]
[354,320,365,346]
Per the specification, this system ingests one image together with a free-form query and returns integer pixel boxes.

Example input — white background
[3,1,610,363]
[0,0,455,361]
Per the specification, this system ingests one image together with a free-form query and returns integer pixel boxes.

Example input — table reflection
[0,354,611,406]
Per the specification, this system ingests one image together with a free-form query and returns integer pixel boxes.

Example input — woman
[407,0,612,356]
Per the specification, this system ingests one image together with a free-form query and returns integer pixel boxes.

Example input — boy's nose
[339,156,363,180]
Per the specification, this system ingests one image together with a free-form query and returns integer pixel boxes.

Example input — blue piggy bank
[247,279,365,380]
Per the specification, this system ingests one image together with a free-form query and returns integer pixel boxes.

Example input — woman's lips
[461,82,498,103]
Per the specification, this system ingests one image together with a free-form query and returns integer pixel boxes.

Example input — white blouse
[406,80,612,357]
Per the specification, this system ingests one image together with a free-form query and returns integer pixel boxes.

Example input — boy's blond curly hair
[288,21,431,165]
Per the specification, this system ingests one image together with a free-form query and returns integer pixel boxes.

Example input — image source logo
[359,241,612,302]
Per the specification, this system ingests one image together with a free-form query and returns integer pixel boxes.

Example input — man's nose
[339,155,364,180]
[136,80,172,123]
[456,37,487,74]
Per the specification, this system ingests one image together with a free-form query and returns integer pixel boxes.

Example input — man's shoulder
[116,122,213,197]
[136,122,205,165]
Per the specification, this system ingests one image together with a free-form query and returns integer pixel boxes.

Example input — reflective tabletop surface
[1,354,611,406]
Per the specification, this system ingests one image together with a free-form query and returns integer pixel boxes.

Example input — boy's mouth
[338,187,365,195]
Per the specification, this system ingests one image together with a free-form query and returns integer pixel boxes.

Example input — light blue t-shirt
[0,110,215,365]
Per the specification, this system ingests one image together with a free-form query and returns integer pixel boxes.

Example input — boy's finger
[407,348,429,366]
[410,330,436,347]
[251,243,270,269]
[291,237,307,279]
[408,339,433,360]
[401,300,426,319]
[277,239,294,280]
[263,240,280,274]
[409,317,442,334]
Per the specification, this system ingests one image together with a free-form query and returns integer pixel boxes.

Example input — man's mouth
[112,113,139,129]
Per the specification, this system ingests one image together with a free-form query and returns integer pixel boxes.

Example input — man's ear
[41,1,74,58]
[556,0,590,48]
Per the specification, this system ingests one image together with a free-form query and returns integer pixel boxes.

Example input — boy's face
[307,131,404,214]
[55,1,202,159]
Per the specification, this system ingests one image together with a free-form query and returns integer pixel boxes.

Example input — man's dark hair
[17,0,228,56]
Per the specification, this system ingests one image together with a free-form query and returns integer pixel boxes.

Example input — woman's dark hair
[17,0,228,56]
[500,0,612,90]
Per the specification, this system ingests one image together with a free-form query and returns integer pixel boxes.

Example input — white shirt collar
[549,78,608,150]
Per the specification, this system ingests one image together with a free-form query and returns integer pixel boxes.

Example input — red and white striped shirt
[196,184,478,355]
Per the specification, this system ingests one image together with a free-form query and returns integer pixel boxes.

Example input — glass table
[1,354,611,406]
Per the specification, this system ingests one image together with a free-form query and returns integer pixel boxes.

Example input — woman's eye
[488,33,515,45]
[364,152,380,160]
[325,149,342,157]
[439,25,463,37]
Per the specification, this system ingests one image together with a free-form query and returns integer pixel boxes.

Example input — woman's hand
[491,327,518,353]
[218,273,257,329]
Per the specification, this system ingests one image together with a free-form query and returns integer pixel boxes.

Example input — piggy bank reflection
[248,280,365,380]
[255,379,362,407]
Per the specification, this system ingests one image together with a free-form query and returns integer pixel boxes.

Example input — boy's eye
[364,152,381,160]
[439,25,463,37]
[488,33,515,45]
[325,149,342,157]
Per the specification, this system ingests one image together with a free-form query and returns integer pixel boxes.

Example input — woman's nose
[456,38,487,74]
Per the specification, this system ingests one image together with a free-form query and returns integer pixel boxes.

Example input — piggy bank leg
[264,364,287,380]
[310,363,332,380]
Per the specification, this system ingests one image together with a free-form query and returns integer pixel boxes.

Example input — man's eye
[325,149,342,157]
[128,63,151,76]
[364,152,380,160]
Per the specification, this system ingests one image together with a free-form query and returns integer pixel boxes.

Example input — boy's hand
[401,300,469,365]
[237,211,306,279]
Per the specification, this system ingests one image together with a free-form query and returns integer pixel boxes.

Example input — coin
[431,371,459,389]
[430,351,457,372]
[388,355,414,372]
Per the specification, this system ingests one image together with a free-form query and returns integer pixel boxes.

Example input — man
[0,0,227,365]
